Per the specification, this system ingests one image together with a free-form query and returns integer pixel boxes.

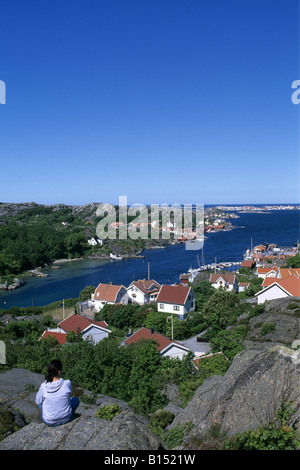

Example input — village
[39,241,300,368]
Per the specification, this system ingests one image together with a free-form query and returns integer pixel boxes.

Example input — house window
[173,305,180,311]
[160,304,164,309]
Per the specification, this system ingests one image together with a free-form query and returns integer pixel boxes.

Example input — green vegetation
[96,404,122,421]
[225,401,300,450]
[285,252,300,268]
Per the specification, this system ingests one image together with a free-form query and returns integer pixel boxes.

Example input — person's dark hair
[45,359,62,383]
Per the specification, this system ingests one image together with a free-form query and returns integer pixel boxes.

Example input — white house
[209,273,238,292]
[88,236,104,246]
[127,279,161,305]
[238,281,250,293]
[41,313,111,344]
[124,327,191,360]
[256,266,279,280]
[91,283,128,311]
[255,275,300,304]
[156,284,195,320]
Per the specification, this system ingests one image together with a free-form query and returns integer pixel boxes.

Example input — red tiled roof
[241,260,255,267]
[209,273,236,284]
[259,275,300,297]
[124,327,189,355]
[156,284,191,305]
[40,331,67,344]
[257,266,279,274]
[58,314,109,333]
[124,327,172,351]
[94,283,124,302]
[128,279,161,294]
[279,268,300,279]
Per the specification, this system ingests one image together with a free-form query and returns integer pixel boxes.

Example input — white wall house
[124,327,191,360]
[41,314,111,344]
[91,283,128,312]
[156,284,195,320]
[127,279,161,305]
[209,273,238,292]
[255,275,300,304]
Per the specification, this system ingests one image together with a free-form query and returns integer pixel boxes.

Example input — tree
[285,252,300,268]
[202,290,241,335]
[79,285,96,302]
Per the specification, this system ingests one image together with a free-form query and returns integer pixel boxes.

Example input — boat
[110,253,122,260]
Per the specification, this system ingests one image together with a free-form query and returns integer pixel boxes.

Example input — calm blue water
[0,210,299,309]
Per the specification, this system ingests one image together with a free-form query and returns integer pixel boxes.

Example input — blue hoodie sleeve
[35,382,46,406]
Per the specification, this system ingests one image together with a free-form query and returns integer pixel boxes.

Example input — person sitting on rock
[36,359,79,426]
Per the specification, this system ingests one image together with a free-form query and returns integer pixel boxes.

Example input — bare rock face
[170,345,300,443]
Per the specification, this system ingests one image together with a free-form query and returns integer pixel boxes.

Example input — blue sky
[0,0,299,205]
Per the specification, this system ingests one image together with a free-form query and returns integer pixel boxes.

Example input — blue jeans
[38,397,80,426]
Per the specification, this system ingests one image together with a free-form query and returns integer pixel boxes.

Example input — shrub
[96,403,122,421]
[225,401,300,450]
[162,422,194,449]
[260,322,277,336]
[149,410,175,437]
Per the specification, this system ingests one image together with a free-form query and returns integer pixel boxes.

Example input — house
[255,275,300,304]
[256,266,279,279]
[156,284,195,320]
[238,281,250,292]
[40,331,68,345]
[241,260,256,269]
[126,279,161,305]
[209,273,238,292]
[91,283,129,311]
[88,236,104,246]
[124,327,191,360]
[279,268,300,279]
[40,313,111,344]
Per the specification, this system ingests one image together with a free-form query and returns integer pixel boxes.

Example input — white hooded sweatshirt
[36,378,73,425]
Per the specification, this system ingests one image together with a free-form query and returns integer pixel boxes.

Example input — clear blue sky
[0,0,299,206]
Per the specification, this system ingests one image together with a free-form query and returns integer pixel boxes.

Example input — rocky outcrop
[0,411,162,450]
[0,369,163,450]
[170,345,300,445]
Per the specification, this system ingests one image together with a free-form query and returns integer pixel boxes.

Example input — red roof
[156,284,191,305]
[40,331,67,344]
[94,283,125,302]
[128,279,161,294]
[259,275,300,297]
[209,273,236,284]
[241,260,255,268]
[125,327,172,351]
[58,314,109,333]
[124,327,189,354]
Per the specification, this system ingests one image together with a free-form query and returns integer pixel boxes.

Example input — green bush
[96,403,122,421]
[149,410,175,437]
[162,422,194,449]
[225,402,300,450]
[260,322,277,336]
